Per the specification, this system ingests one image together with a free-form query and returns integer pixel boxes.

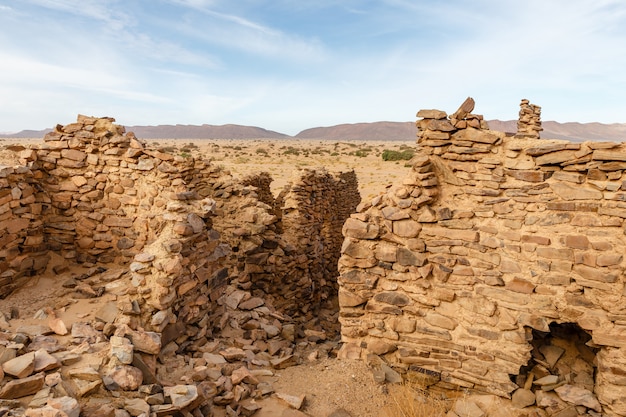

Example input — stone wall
[0,166,49,297]
[338,100,626,416]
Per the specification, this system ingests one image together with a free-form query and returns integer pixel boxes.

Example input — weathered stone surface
[373,292,410,306]
[343,218,379,239]
[124,329,161,355]
[338,289,366,307]
[163,385,203,410]
[550,182,602,200]
[392,219,421,238]
[417,109,447,119]
[103,366,143,391]
[110,336,134,364]
[453,399,485,417]
[275,392,306,410]
[33,349,61,373]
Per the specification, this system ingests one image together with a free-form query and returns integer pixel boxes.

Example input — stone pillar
[515,99,542,139]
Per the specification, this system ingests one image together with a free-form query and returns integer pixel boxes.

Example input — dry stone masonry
[516,99,543,139]
[339,98,626,417]
[0,115,360,415]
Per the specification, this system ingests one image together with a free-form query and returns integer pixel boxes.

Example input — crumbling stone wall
[0,166,49,296]
[277,169,360,329]
[0,115,360,413]
[338,100,626,416]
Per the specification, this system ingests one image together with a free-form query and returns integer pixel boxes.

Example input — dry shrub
[385,381,449,417]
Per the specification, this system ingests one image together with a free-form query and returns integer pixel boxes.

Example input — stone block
[573,264,618,283]
[550,182,602,200]
[392,219,421,238]
[536,247,573,261]
[343,218,379,239]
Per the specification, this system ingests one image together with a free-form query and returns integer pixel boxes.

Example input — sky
[1,0,626,135]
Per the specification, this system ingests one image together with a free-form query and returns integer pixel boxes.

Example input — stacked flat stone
[415,97,489,144]
[516,99,542,139]
[338,101,626,417]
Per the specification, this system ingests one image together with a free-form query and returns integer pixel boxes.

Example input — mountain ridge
[2,120,626,142]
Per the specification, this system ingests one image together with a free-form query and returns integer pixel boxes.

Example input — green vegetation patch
[382,149,415,161]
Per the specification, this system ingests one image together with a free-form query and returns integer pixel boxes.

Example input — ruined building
[338,98,626,416]
[0,116,360,415]
[2,100,626,416]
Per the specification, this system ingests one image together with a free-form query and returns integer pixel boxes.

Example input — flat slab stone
[539,345,565,369]
[0,372,45,399]
[275,392,305,410]
[554,384,602,412]
[453,399,485,417]
[3,352,35,378]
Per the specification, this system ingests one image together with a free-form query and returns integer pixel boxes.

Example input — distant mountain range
[2,120,626,142]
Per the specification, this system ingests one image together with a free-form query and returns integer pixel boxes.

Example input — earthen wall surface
[338,101,626,416]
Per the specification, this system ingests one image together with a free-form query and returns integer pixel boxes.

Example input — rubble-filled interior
[0,115,360,416]
[513,322,600,414]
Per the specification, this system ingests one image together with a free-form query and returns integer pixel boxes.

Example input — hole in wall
[513,322,599,409]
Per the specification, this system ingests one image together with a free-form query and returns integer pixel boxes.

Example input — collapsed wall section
[338,100,626,416]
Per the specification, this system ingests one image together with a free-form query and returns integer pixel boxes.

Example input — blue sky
[1,0,626,135]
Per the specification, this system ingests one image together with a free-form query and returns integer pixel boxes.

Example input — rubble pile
[0,264,343,416]
[338,98,626,416]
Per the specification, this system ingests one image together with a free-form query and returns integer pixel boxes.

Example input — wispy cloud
[163,0,328,62]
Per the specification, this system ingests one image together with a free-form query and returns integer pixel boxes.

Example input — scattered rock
[275,392,306,410]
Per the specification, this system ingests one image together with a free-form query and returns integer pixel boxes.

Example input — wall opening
[514,322,599,412]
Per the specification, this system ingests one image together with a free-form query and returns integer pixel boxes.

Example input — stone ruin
[0,115,360,415]
[3,101,626,416]
[516,99,543,139]
[338,97,626,416]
